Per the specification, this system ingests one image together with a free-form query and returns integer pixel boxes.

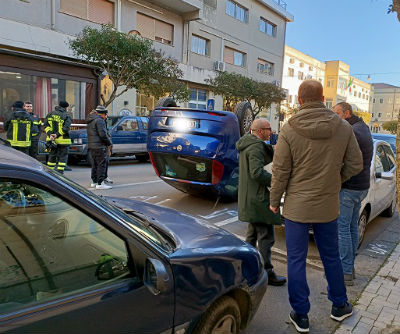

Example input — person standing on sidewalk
[86,106,112,190]
[269,80,363,333]
[333,102,373,286]
[24,101,42,160]
[236,118,286,286]
[4,101,33,154]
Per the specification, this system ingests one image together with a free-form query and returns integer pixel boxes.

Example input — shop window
[259,17,277,37]
[137,13,173,45]
[257,59,274,76]
[60,0,114,25]
[224,47,246,67]
[189,88,207,109]
[136,93,155,116]
[0,71,87,120]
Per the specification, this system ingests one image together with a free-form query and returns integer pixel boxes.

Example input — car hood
[105,196,246,251]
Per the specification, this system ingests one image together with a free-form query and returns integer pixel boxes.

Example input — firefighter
[4,100,34,154]
[24,101,42,159]
[44,101,72,173]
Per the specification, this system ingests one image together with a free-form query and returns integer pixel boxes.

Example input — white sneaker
[104,177,114,184]
[90,183,96,188]
[96,182,112,190]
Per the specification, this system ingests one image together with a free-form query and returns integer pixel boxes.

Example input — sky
[285,0,400,87]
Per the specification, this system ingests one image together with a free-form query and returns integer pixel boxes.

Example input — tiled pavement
[334,243,400,334]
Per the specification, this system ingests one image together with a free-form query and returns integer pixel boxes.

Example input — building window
[378,112,382,117]
[189,88,207,109]
[298,71,304,80]
[380,98,384,103]
[224,47,246,67]
[306,74,313,80]
[289,58,295,64]
[192,35,209,56]
[309,66,313,71]
[373,98,376,103]
[259,17,277,37]
[257,58,274,76]
[288,68,294,77]
[226,0,248,22]
[372,113,374,117]
[354,91,357,97]
[326,99,333,109]
[137,13,173,45]
[0,71,88,120]
[60,0,114,24]
[327,79,334,88]
[299,62,304,68]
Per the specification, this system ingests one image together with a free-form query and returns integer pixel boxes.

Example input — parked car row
[0,145,267,333]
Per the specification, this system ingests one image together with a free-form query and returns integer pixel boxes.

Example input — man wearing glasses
[236,118,286,286]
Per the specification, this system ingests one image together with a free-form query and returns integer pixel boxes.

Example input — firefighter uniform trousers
[47,145,69,173]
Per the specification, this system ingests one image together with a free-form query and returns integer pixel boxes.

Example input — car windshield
[46,169,171,251]
[372,135,396,153]
[106,116,123,130]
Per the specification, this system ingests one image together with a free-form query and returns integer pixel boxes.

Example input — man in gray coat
[269,80,363,333]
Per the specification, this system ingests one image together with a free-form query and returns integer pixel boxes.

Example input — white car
[358,139,397,246]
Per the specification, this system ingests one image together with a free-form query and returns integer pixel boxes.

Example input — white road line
[154,199,171,205]
[112,180,163,189]
[215,216,239,226]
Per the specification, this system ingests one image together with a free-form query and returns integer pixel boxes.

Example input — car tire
[190,296,241,334]
[381,198,397,217]
[155,97,177,108]
[136,153,149,162]
[358,208,368,248]
[234,101,254,137]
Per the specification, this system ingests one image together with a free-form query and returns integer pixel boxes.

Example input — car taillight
[212,160,224,185]
[148,152,160,176]
[208,112,225,116]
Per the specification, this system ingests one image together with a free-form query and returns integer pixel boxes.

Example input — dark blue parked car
[147,100,254,200]
[0,145,267,333]
[69,115,149,164]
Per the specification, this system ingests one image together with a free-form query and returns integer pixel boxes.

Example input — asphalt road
[65,158,399,334]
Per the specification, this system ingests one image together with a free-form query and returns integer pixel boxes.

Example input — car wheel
[190,296,241,334]
[155,97,177,108]
[136,154,149,162]
[358,208,368,248]
[234,101,253,137]
[381,198,396,217]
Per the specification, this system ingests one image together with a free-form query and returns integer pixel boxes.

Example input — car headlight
[73,138,83,144]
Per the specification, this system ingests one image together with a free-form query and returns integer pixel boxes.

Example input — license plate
[170,118,198,129]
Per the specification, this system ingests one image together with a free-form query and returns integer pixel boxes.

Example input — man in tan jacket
[269,80,363,333]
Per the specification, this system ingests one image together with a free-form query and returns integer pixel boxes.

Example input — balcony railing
[272,0,287,10]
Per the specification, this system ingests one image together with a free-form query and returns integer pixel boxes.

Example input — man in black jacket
[333,102,373,286]
[24,101,42,159]
[87,105,112,190]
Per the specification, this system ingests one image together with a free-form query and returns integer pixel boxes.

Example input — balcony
[256,0,294,22]
[143,0,202,15]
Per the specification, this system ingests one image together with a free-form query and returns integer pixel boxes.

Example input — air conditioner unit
[214,61,226,72]
[272,80,280,87]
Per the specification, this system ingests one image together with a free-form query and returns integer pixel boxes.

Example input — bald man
[269,80,363,332]
[236,118,286,286]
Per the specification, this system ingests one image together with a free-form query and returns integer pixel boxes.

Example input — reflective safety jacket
[4,108,34,147]
[44,106,72,145]
[30,112,42,139]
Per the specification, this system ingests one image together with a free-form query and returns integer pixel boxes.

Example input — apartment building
[370,83,400,133]
[0,0,293,131]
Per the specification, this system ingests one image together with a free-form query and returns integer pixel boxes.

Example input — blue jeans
[285,219,348,316]
[338,189,368,275]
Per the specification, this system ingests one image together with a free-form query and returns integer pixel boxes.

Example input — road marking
[112,180,163,189]
[154,199,171,205]
[215,216,239,226]
[199,209,237,220]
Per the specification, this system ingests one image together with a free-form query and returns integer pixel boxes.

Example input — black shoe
[331,302,353,322]
[289,311,309,333]
[268,270,287,286]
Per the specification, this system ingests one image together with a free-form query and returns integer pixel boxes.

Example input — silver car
[358,139,397,246]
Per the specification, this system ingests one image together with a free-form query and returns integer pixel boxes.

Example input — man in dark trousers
[270,80,363,333]
[236,118,286,287]
[87,106,112,190]
[333,102,373,286]
[4,101,33,154]
[44,101,72,173]
[24,101,42,159]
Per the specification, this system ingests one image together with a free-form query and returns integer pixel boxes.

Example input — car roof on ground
[0,145,44,172]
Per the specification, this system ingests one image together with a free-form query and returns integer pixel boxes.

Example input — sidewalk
[335,243,400,334]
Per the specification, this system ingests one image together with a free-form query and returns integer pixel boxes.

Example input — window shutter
[224,47,234,64]
[88,0,114,24]
[155,20,173,44]
[60,0,87,19]
[137,13,155,39]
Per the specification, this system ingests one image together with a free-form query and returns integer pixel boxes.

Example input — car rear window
[152,153,212,183]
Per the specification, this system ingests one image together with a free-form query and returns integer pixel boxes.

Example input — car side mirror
[116,125,123,131]
[144,258,170,295]
[375,172,394,180]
